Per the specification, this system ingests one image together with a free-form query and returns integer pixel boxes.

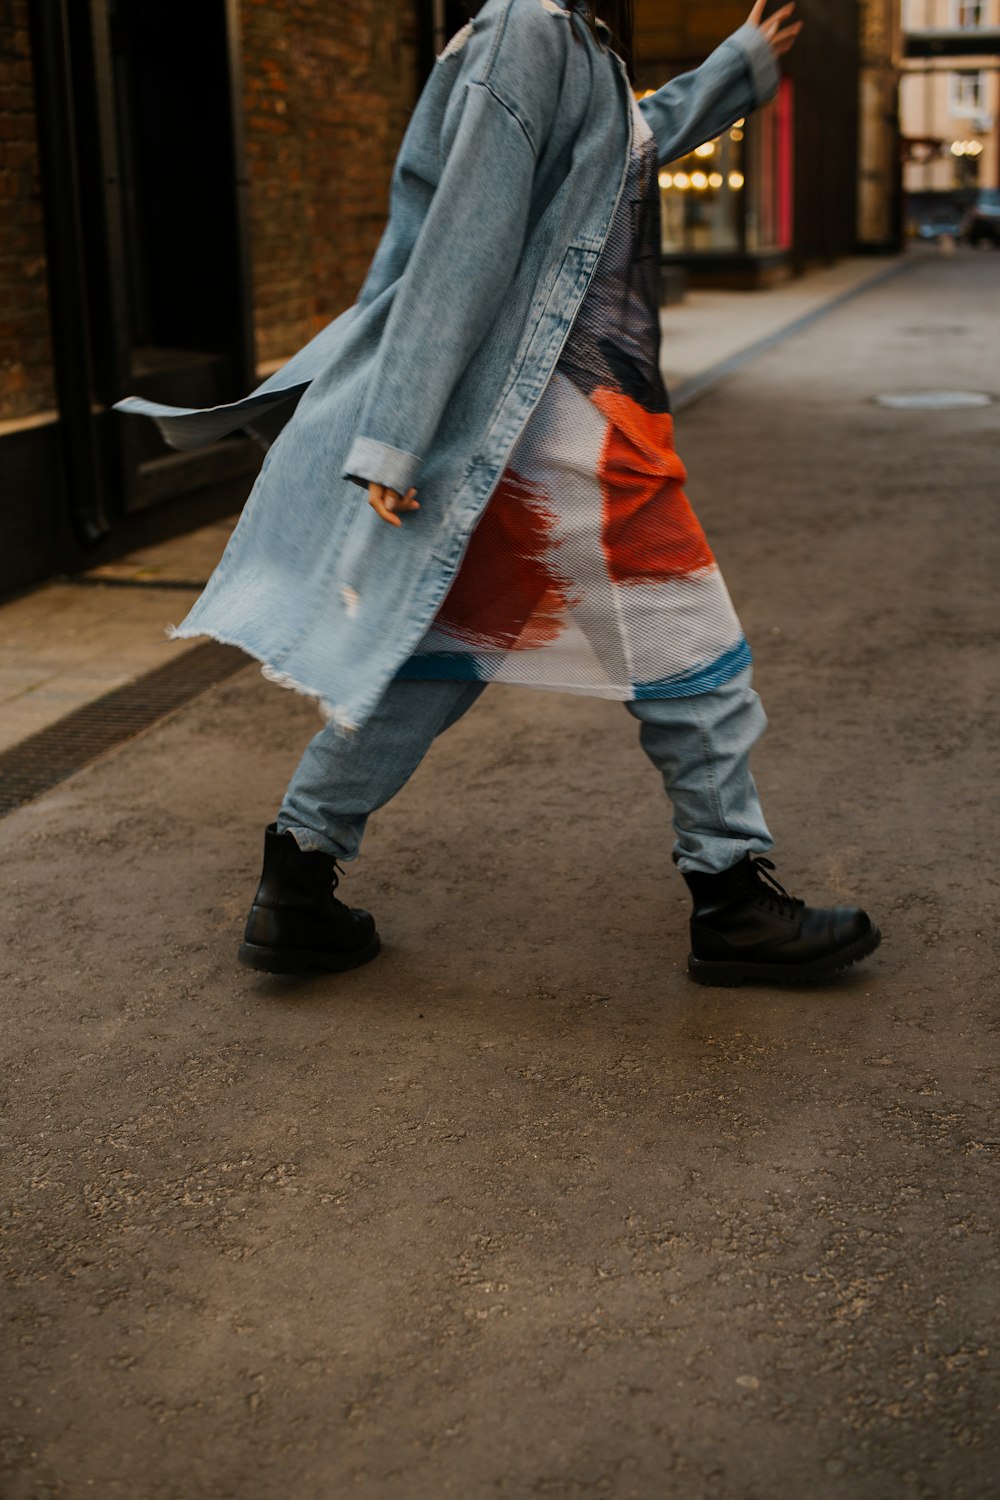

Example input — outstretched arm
[638,2,801,166]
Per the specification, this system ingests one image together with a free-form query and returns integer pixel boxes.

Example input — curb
[672,257,921,412]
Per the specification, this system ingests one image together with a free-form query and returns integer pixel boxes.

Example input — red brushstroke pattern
[592,386,716,586]
[437,468,572,649]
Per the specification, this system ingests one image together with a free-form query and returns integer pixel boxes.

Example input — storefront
[650,78,796,287]
[634,0,866,289]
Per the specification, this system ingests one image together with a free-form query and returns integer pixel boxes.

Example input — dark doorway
[25,0,256,563]
[416,0,476,79]
[108,0,253,410]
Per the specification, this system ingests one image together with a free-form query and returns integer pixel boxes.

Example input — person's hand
[367,481,419,527]
[747,0,803,58]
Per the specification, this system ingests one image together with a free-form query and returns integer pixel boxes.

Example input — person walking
[116,0,881,987]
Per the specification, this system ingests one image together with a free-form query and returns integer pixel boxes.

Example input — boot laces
[749,857,804,915]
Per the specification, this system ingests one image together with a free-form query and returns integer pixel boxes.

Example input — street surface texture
[2,249,998,1499]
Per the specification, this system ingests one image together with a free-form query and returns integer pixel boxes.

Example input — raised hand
[747,0,803,58]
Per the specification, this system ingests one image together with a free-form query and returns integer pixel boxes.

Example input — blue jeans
[277,667,773,875]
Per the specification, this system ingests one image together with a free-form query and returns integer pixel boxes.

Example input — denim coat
[114,0,777,731]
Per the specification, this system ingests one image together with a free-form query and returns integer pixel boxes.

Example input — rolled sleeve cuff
[342,436,422,493]
[727,23,780,107]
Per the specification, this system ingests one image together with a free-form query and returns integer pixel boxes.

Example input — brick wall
[241,0,422,370]
[0,1,55,422]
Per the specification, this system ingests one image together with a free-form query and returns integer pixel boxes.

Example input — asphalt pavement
[2,246,998,1499]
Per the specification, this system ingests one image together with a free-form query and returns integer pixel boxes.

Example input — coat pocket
[471,242,598,470]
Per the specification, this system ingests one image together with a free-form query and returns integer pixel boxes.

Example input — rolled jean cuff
[673,832,774,876]
[274,818,359,862]
[727,23,780,107]
[342,436,422,494]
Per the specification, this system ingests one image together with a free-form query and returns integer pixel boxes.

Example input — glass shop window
[656,114,746,254]
[655,80,793,257]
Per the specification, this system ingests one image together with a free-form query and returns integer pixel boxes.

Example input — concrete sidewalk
[2,247,998,1500]
[0,253,912,758]
[661,253,914,398]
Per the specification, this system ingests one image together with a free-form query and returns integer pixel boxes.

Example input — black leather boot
[238,824,380,974]
[683,855,880,987]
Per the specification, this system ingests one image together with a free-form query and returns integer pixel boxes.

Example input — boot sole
[687,924,882,988]
[237,933,382,975]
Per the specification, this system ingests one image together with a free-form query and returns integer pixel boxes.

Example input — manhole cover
[874,390,993,410]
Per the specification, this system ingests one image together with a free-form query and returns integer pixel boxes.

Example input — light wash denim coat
[115,0,777,731]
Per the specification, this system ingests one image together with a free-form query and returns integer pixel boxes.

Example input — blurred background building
[900,0,1000,233]
[1,0,909,598]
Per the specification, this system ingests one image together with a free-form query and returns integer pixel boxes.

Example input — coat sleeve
[637,23,780,167]
[341,79,538,496]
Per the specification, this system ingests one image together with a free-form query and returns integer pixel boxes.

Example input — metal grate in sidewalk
[0,641,249,819]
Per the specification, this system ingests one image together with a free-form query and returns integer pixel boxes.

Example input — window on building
[950,71,986,115]
[952,1,985,28]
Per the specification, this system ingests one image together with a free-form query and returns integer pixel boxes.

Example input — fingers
[764,1,798,25]
[758,1,797,37]
[749,0,794,29]
[771,22,803,54]
[752,2,801,59]
[369,487,401,527]
[367,483,420,527]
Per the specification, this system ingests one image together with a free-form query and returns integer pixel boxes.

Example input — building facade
[0,0,422,597]
[900,0,1000,206]
[858,0,905,246]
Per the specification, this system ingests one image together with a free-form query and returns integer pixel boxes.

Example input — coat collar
[546,0,612,41]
